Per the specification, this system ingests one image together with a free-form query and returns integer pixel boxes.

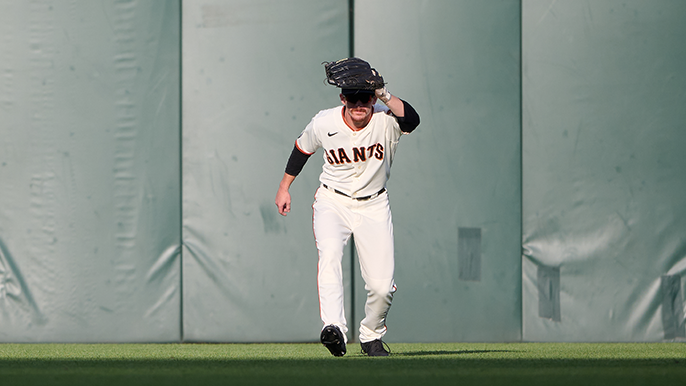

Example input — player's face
[341,93,376,123]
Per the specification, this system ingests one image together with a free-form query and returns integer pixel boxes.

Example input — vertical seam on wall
[519,0,524,342]
[348,0,356,340]
[349,0,355,58]
[179,0,185,343]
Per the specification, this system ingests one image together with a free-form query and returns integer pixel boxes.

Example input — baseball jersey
[296,105,404,198]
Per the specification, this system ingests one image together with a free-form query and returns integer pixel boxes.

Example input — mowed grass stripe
[1,343,684,386]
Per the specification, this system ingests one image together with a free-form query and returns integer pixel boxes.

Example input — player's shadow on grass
[393,350,514,357]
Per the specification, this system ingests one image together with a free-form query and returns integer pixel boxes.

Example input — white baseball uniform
[295,104,406,343]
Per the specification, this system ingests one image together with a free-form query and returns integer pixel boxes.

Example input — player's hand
[375,87,392,104]
[275,189,291,216]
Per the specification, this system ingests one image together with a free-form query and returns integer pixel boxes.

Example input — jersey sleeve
[378,105,403,144]
[294,116,321,155]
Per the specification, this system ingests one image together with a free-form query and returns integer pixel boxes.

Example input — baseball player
[275,58,420,356]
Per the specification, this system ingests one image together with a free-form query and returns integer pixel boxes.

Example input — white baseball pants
[312,186,397,344]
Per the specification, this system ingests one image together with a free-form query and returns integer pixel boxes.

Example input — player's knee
[366,279,396,300]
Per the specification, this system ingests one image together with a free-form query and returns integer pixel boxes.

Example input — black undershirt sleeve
[397,99,420,133]
[284,144,312,177]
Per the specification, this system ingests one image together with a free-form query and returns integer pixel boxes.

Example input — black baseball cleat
[320,325,346,357]
[360,339,390,357]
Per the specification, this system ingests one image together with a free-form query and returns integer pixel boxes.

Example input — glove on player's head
[323,57,385,91]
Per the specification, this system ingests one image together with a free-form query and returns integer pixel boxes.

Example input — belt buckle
[323,184,385,201]
[323,184,349,198]
[354,187,384,201]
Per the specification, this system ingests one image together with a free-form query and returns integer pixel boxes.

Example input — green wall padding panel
[181,0,349,342]
[522,0,686,341]
[0,0,181,342]
[355,0,522,342]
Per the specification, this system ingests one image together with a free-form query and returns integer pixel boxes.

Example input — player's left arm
[376,88,420,133]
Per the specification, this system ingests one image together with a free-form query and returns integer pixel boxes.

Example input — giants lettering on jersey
[325,144,384,165]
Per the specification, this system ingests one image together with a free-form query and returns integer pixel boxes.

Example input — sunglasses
[345,93,373,104]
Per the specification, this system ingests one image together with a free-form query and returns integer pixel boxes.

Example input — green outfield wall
[0,0,181,342]
[0,0,684,343]
[180,0,349,342]
[354,0,522,342]
[522,0,686,341]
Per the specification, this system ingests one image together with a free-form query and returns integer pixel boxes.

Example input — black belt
[322,184,386,201]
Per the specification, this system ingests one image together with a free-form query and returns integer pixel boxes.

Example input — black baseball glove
[323,57,385,90]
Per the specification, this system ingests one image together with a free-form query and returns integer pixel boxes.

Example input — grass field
[1,342,685,385]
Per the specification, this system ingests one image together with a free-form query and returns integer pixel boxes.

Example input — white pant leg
[352,193,397,343]
[312,188,352,341]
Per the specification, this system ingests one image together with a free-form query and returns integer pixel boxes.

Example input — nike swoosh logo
[328,132,338,137]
